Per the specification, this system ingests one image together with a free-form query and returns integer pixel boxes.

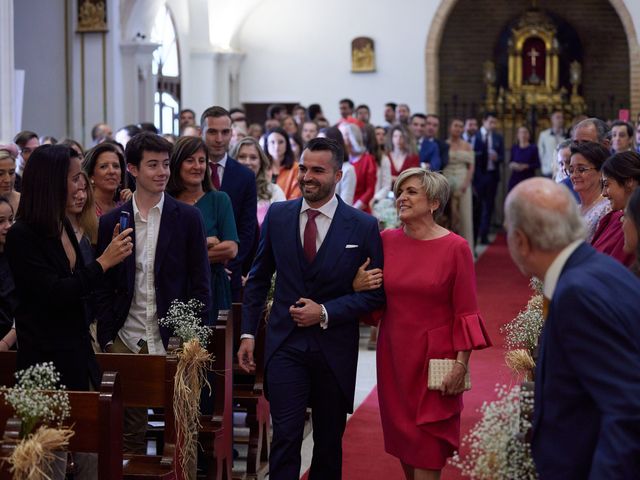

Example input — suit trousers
[267,341,348,480]
[111,335,149,454]
[473,170,499,241]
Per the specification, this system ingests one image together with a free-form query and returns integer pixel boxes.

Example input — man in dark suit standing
[504,178,640,479]
[418,114,449,172]
[473,111,504,245]
[95,132,211,452]
[238,137,385,479]
[201,106,257,301]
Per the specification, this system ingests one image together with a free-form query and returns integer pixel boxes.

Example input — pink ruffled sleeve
[451,240,492,351]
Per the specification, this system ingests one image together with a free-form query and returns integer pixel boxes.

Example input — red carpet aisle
[302,235,533,479]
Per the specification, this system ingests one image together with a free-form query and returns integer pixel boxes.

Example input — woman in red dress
[386,125,420,186]
[355,168,491,479]
[595,151,640,266]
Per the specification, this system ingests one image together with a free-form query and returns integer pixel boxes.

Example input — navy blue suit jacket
[472,130,504,181]
[533,243,640,479]
[419,138,449,171]
[241,197,385,411]
[94,194,211,350]
[219,156,257,296]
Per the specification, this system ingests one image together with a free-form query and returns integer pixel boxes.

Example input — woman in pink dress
[355,168,491,479]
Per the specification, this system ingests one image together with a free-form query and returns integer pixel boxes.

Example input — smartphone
[119,211,130,231]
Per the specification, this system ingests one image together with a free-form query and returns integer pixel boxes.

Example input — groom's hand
[237,338,256,373]
[289,298,322,327]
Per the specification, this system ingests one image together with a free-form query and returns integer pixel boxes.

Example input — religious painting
[77,0,108,33]
[351,37,376,73]
[522,37,545,85]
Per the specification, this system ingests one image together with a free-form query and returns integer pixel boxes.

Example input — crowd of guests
[0,101,639,480]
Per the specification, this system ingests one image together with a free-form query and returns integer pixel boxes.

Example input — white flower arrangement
[450,384,537,479]
[1,362,71,438]
[501,277,544,352]
[373,198,400,229]
[159,298,213,476]
[158,299,211,347]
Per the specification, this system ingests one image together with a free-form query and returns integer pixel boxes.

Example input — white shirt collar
[300,194,339,220]
[132,192,165,220]
[543,240,583,300]
[216,153,228,169]
[480,126,490,137]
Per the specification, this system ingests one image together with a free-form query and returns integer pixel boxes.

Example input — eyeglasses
[567,166,597,176]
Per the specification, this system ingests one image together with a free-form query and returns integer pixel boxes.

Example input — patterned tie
[211,162,221,190]
[542,295,551,319]
[303,210,321,263]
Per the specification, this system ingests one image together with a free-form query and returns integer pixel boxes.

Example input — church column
[119,41,159,126]
[227,52,245,109]
[0,0,15,140]
[215,50,245,109]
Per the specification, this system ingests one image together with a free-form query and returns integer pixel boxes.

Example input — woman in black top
[0,197,17,349]
[5,145,133,390]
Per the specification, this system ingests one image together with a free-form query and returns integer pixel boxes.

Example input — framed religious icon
[352,37,376,73]
[77,0,108,33]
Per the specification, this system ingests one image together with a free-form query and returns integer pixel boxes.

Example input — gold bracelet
[455,359,468,373]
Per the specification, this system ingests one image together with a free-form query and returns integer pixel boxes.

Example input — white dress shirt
[299,194,339,252]
[543,240,583,301]
[538,128,565,177]
[118,193,165,354]
[211,153,228,184]
[480,126,496,171]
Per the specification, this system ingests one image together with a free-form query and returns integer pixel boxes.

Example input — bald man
[504,178,640,479]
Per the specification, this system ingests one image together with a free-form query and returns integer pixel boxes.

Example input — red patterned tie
[304,210,321,263]
[211,162,221,190]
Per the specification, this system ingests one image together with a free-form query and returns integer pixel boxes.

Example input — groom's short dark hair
[303,137,343,172]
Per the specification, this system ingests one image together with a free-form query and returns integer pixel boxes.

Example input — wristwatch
[319,304,328,329]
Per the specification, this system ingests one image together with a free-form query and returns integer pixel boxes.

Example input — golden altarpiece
[484,8,586,139]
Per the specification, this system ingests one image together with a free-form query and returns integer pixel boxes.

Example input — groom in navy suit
[505,178,640,479]
[238,137,385,479]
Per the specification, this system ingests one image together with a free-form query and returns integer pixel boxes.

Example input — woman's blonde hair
[77,171,98,244]
[394,167,450,219]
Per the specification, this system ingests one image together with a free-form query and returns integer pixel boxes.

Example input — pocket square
[345,244,359,249]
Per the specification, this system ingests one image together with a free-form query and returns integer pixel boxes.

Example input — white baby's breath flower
[1,362,71,437]
[159,299,211,347]
[449,385,537,479]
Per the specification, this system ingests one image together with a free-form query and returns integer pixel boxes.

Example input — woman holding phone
[5,144,133,390]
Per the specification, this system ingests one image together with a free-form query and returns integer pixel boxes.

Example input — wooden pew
[0,351,16,388]
[229,303,270,480]
[95,350,180,479]
[0,370,124,479]
[197,313,234,480]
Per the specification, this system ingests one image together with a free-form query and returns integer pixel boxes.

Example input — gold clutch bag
[427,359,471,391]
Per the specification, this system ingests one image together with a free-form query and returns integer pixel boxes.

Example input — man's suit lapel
[154,195,178,278]
[220,156,236,191]
[316,199,354,275]
[285,198,304,281]
[121,200,136,294]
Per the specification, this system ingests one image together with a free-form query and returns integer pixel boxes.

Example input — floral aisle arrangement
[450,385,537,479]
[451,278,544,478]
[158,299,212,479]
[372,198,400,230]
[1,362,73,480]
[501,277,544,380]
